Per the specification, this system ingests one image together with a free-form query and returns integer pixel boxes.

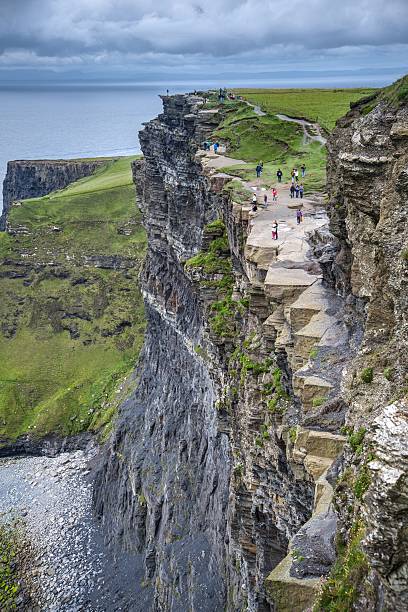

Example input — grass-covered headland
[0,157,146,443]
[234,88,376,132]
[207,87,376,193]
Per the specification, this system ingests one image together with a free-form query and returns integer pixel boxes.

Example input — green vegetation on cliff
[0,520,28,610]
[234,88,377,132]
[213,97,326,191]
[214,102,303,162]
[210,89,375,193]
[380,74,408,107]
[0,157,146,442]
[314,522,368,611]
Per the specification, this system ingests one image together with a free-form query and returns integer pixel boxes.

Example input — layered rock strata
[94,95,352,610]
[319,93,408,610]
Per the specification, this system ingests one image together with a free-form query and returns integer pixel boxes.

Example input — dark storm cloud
[0,0,407,67]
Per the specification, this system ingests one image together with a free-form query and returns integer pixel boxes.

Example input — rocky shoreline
[0,449,151,611]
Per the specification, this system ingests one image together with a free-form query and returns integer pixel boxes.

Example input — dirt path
[241,98,326,145]
[276,113,327,145]
[243,100,266,117]
[203,147,323,243]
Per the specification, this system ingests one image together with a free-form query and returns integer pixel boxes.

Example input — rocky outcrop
[313,88,408,610]
[1,158,108,229]
[93,84,408,612]
[93,95,350,611]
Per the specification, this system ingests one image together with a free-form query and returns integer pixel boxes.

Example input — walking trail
[198,126,349,609]
[244,98,326,144]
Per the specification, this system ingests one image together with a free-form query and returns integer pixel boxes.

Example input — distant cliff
[0,156,146,450]
[1,158,107,229]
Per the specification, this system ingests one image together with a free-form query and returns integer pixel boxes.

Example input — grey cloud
[0,0,407,67]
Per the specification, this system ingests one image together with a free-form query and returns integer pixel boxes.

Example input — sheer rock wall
[325,96,408,610]
[93,95,315,611]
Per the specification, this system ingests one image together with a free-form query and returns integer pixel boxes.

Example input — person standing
[301,164,306,177]
[256,163,262,178]
[295,168,299,181]
[295,183,300,198]
[290,184,295,199]
[277,168,283,183]
[252,193,258,209]
[263,193,268,208]
[299,184,304,199]
[296,209,303,224]
[272,219,278,240]
[272,188,278,201]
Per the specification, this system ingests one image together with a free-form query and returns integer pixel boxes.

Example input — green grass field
[234,88,377,132]
[0,157,146,441]
[212,98,327,192]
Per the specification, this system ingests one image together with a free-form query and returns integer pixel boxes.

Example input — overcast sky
[0,0,407,85]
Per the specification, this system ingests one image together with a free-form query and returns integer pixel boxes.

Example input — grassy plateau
[210,87,376,193]
[0,157,146,442]
[234,88,377,132]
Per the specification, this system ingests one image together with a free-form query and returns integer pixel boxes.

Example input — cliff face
[322,92,408,610]
[94,96,230,610]
[94,95,335,611]
[94,88,408,612]
[1,158,107,229]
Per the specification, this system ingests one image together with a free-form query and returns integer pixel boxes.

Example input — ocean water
[0,72,400,210]
[0,84,167,210]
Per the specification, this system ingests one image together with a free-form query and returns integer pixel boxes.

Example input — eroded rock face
[1,159,108,229]
[363,401,408,610]
[325,96,408,609]
[93,95,315,611]
[326,101,408,351]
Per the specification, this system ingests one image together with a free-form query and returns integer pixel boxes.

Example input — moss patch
[360,367,374,384]
[314,522,368,611]
[0,520,30,610]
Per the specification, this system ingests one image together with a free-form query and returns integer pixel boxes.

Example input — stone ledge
[265,553,321,612]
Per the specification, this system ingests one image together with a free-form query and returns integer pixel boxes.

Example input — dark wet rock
[0,432,95,458]
[290,509,337,578]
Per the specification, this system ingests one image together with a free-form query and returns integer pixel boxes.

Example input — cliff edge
[94,81,408,612]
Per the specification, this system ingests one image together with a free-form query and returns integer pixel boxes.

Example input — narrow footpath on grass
[199,133,351,608]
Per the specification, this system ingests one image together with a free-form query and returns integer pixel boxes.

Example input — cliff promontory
[94,80,408,612]
[0,157,146,450]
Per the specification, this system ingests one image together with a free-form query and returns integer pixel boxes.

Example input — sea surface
[0,84,167,210]
[0,72,401,210]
